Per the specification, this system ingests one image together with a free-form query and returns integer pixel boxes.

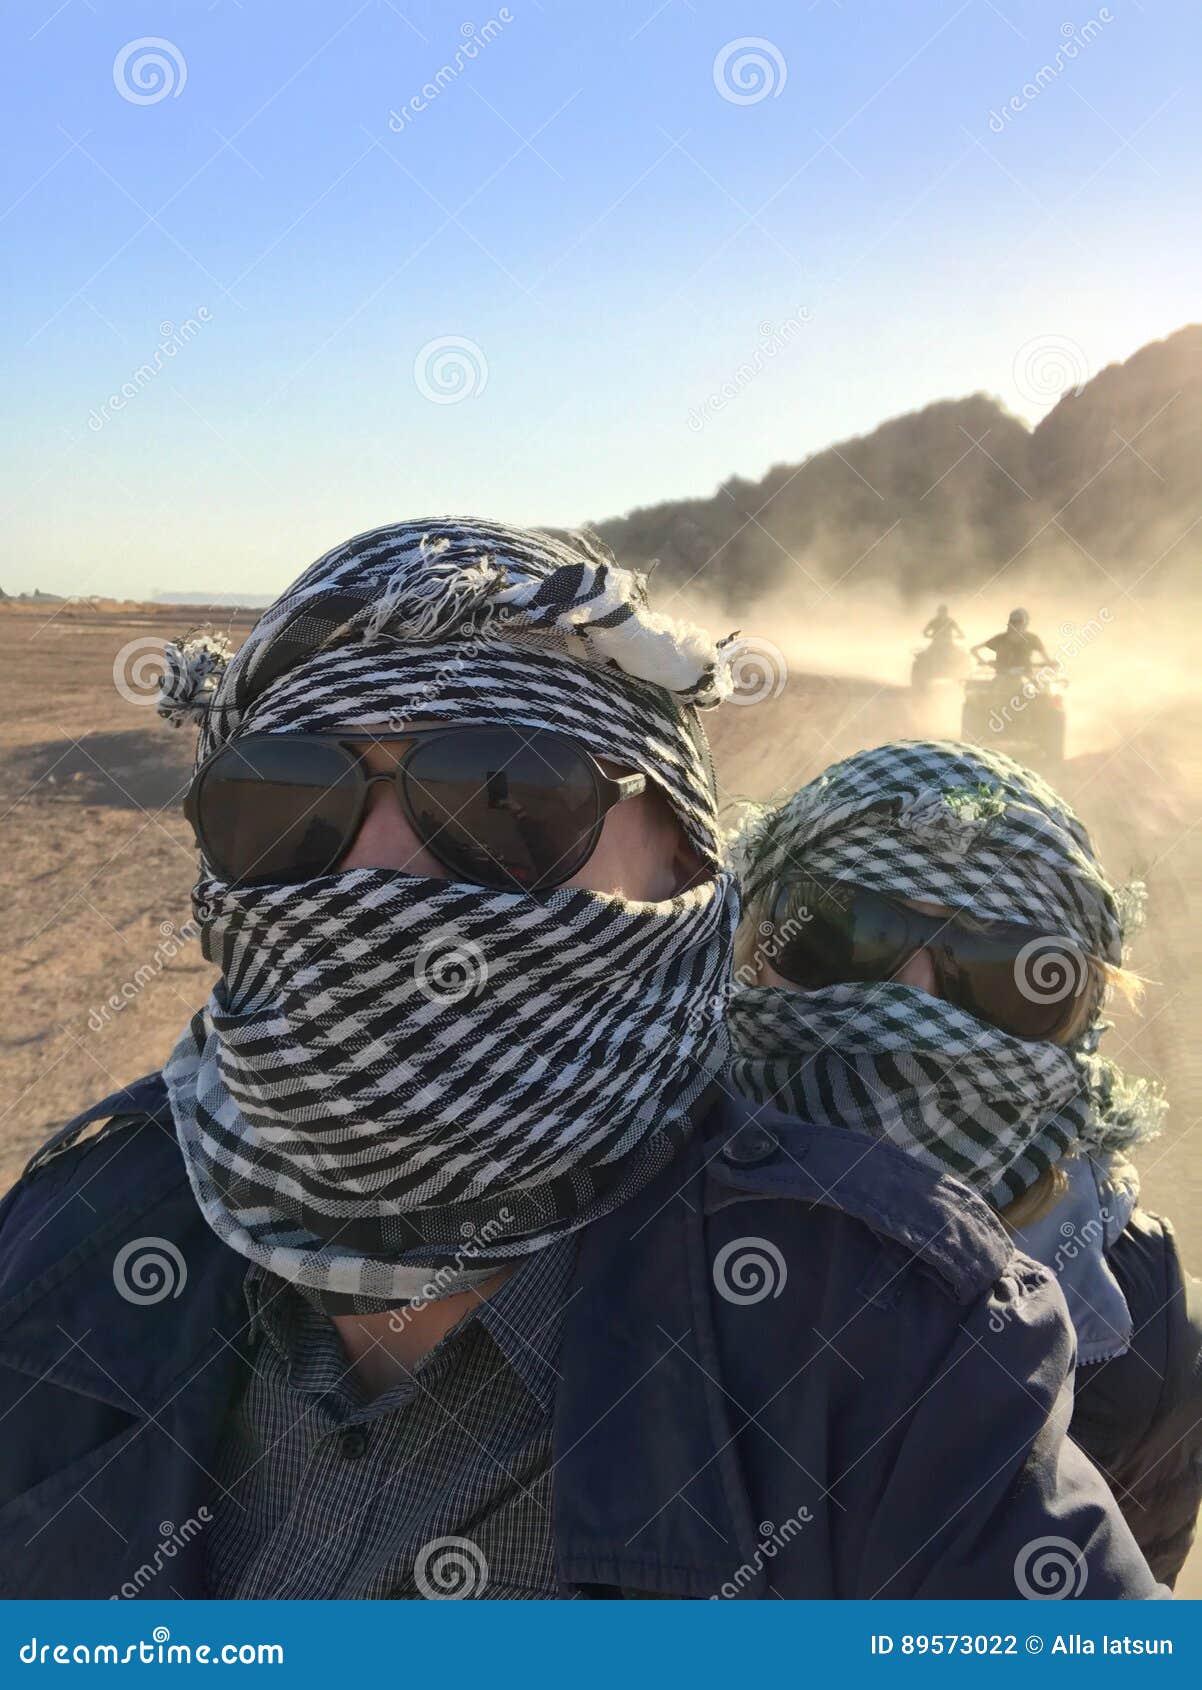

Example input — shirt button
[721,1125,779,1167]
[340,1427,369,1459]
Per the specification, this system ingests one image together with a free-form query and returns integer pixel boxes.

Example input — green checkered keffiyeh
[728,740,1165,1206]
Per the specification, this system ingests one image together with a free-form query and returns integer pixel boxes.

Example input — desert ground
[2,599,1199,1591]
[0,602,248,1180]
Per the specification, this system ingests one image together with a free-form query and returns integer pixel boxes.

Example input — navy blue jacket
[0,1074,1158,1600]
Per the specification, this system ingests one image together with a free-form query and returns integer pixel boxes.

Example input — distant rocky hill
[593,325,1202,607]
[16,327,1198,615]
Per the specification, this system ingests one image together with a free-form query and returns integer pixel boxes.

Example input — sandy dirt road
[2,606,1199,1591]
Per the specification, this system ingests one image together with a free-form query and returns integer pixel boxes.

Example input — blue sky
[3,0,1199,600]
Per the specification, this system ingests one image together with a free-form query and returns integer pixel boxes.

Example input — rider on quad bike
[923,603,964,643]
[911,604,968,692]
[970,607,1053,675]
[963,609,1066,766]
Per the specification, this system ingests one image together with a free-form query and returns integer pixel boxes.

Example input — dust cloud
[682,570,1202,768]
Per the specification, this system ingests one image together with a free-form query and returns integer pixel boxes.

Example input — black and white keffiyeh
[738,739,1126,958]
[730,982,1093,1206]
[163,518,732,748]
[161,519,738,1311]
[729,740,1164,1206]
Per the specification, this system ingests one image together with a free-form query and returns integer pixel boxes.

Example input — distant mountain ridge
[593,325,1202,606]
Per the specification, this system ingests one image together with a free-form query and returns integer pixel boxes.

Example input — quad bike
[910,632,971,695]
[960,663,1067,769]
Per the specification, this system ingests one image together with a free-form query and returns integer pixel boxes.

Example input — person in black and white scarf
[728,738,1202,1586]
[159,519,739,1315]
[0,523,1165,1601]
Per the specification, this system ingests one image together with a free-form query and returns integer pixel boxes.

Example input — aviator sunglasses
[765,875,1100,1043]
[184,728,648,893]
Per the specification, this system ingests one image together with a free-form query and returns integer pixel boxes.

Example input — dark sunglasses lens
[196,739,359,884]
[770,879,909,988]
[941,929,1090,1040]
[769,881,845,987]
[402,728,600,890]
[770,874,1093,1041]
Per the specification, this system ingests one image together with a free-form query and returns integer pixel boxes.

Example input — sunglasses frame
[184,727,647,892]
[766,875,1101,1042]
